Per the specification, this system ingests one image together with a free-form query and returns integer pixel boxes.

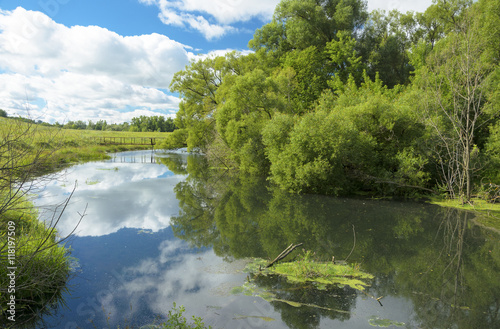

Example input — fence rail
[90,137,164,146]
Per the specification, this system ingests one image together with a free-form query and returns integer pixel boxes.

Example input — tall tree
[250,0,367,54]
[415,0,499,201]
[169,53,244,150]
[357,10,416,87]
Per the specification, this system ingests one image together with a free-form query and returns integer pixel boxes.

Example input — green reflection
[165,156,500,329]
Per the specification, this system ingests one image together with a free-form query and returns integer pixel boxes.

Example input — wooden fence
[90,137,164,146]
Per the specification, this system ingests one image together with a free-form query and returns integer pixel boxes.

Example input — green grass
[231,251,373,314]
[49,128,170,163]
[0,198,71,327]
[0,118,172,327]
[429,197,500,230]
[243,250,374,291]
[0,118,171,172]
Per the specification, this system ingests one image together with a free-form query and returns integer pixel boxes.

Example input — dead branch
[266,243,303,268]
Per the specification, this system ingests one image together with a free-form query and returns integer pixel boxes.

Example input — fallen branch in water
[265,243,303,268]
[360,290,384,306]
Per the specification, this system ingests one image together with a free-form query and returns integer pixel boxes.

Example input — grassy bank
[0,118,170,170]
[0,198,71,327]
[38,127,169,165]
[430,198,500,231]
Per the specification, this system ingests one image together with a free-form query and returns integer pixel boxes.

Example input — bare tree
[420,4,496,201]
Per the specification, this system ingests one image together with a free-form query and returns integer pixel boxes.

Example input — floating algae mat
[241,250,374,291]
[231,251,374,314]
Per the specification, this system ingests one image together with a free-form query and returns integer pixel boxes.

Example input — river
[30,150,499,328]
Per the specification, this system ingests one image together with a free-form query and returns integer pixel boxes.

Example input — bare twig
[344,224,356,262]
[266,243,303,268]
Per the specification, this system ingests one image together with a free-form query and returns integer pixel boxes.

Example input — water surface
[33,150,499,329]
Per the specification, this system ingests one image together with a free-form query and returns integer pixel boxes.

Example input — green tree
[248,21,293,62]
[214,69,280,172]
[274,0,367,50]
[94,119,107,131]
[281,46,331,111]
[357,10,416,87]
[263,75,429,195]
[169,53,243,150]
[414,0,499,200]
[325,30,365,87]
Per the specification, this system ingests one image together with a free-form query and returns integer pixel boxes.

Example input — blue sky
[0,0,433,124]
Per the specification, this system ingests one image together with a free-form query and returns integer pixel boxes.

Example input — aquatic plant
[161,303,212,329]
[244,250,374,290]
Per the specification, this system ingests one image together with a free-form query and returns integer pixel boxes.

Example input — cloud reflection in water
[34,151,186,237]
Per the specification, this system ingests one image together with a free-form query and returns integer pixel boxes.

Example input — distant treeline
[0,111,177,133]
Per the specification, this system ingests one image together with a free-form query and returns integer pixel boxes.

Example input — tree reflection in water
[163,153,500,329]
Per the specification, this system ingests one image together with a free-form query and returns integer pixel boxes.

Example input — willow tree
[168,53,246,151]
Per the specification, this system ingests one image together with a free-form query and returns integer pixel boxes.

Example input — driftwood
[265,243,303,268]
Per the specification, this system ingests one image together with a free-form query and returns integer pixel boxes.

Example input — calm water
[30,150,499,329]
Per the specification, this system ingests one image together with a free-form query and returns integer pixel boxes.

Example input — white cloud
[0,7,192,123]
[184,14,234,40]
[140,0,434,41]
[139,0,279,40]
[174,0,277,24]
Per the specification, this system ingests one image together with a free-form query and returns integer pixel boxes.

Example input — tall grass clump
[0,199,72,327]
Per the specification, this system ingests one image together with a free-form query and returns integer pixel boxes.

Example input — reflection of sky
[36,151,288,328]
[33,151,186,237]
[47,223,417,329]
[35,150,424,329]
[45,226,287,329]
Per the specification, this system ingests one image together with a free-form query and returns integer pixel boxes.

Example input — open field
[0,118,170,171]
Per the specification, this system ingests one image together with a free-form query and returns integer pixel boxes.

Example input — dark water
[31,150,499,329]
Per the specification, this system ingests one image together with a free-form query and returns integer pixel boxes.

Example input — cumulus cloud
[0,7,192,123]
[140,0,434,40]
[139,0,279,40]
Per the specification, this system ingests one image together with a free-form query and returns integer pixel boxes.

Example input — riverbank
[38,128,169,168]
[0,198,71,327]
[430,198,500,231]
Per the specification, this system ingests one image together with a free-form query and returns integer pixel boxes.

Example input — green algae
[243,250,374,291]
[230,280,350,314]
[230,251,374,314]
[368,316,405,327]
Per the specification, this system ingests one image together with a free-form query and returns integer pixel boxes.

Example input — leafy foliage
[129,115,176,132]
[169,0,500,199]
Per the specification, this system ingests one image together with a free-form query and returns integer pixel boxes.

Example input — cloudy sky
[0,0,433,124]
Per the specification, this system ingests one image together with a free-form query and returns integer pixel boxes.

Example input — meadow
[53,128,168,162]
[0,117,169,170]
